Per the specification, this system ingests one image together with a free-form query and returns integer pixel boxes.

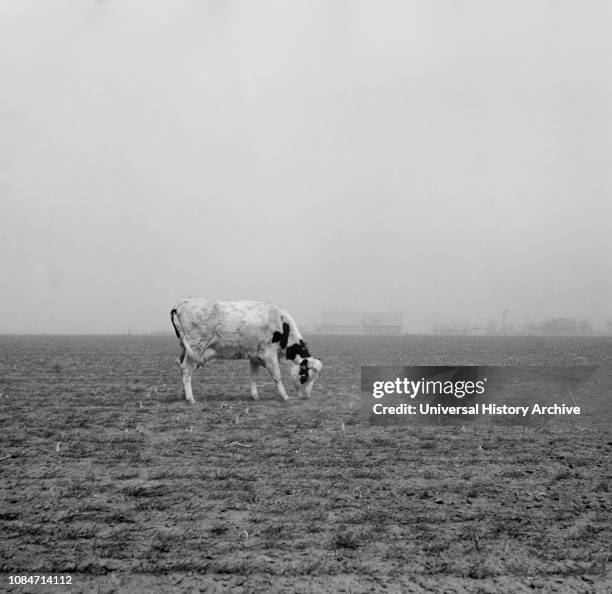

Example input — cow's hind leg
[179,355,197,404]
[249,360,261,400]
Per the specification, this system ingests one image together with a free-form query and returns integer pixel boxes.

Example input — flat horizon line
[1,332,611,338]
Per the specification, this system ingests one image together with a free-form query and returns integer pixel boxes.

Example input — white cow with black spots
[170,299,323,403]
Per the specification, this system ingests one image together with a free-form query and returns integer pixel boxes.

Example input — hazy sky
[1,1,611,333]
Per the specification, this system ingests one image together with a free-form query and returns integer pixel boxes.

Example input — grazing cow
[170,299,322,403]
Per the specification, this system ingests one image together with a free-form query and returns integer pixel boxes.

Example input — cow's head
[289,356,323,398]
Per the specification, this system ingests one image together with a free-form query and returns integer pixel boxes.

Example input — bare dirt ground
[0,335,610,593]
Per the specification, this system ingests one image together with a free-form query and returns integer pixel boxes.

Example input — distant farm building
[362,312,403,335]
[318,311,362,334]
[317,311,403,335]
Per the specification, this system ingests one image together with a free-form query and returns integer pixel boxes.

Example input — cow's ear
[299,358,309,384]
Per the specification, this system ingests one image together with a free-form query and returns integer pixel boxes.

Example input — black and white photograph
[1,1,611,592]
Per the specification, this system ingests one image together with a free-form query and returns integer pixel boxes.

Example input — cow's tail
[170,308,182,339]
[170,307,199,363]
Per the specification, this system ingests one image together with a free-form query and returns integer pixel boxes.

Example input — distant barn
[362,312,403,335]
[317,311,402,335]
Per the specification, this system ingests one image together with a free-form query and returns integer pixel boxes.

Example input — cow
[170,298,323,403]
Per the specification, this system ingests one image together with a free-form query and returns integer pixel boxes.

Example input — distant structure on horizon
[317,311,403,335]
[432,316,599,336]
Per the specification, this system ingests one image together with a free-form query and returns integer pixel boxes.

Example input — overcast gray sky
[1,0,611,333]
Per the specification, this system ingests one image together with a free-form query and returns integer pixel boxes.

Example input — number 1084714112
[9,575,72,586]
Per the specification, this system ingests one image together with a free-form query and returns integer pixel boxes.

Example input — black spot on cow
[286,340,311,361]
[272,322,290,349]
[299,359,309,384]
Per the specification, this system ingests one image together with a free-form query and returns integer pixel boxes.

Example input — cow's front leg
[262,354,289,401]
[249,360,261,400]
